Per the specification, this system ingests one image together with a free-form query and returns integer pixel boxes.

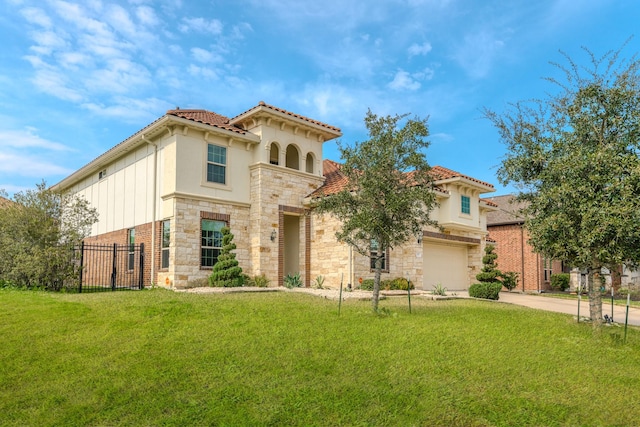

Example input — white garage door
[423,242,469,291]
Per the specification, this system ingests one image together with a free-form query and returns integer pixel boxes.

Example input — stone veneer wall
[169,196,251,289]
[309,213,486,290]
[249,163,324,287]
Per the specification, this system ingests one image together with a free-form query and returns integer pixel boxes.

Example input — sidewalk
[496,292,640,326]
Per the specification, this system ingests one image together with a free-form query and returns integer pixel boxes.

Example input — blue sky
[1,0,639,196]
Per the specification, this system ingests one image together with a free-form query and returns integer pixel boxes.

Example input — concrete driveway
[496,292,640,326]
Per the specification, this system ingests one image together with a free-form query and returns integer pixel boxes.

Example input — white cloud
[191,47,213,63]
[452,31,505,79]
[179,17,223,35]
[0,128,71,151]
[0,152,73,176]
[388,70,421,91]
[21,7,52,28]
[408,42,432,57]
[81,97,171,123]
[136,6,160,26]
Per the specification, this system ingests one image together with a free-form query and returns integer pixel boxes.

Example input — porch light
[270,229,277,242]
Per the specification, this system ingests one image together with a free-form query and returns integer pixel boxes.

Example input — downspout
[143,134,158,287]
[520,225,525,292]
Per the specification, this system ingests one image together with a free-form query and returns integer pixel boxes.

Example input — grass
[537,291,640,308]
[1,288,640,426]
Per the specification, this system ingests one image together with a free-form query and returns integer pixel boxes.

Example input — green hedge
[359,277,415,291]
[468,282,502,300]
[550,273,570,291]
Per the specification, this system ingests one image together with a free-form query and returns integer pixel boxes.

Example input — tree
[484,44,640,327]
[476,245,502,284]
[314,110,438,312]
[208,226,244,287]
[0,182,98,289]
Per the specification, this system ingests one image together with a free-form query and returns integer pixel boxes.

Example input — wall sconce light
[270,229,277,242]
[417,236,423,244]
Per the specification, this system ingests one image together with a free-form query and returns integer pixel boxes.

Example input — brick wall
[488,223,558,292]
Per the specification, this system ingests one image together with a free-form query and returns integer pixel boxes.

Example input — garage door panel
[423,243,468,290]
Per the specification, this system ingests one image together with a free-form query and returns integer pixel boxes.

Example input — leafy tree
[314,110,438,312]
[501,271,519,292]
[209,226,244,287]
[484,44,640,327]
[0,182,98,289]
[476,244,502,284]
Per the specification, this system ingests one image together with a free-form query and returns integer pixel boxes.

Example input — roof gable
[484,194,527,225]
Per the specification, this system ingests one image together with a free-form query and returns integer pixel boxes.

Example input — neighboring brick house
[484,194,565,292]
[53,101,496,290]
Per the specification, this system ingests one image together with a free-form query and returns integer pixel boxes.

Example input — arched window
[285,145,299,170]
[305,153,314,173]
[270,143,280,165]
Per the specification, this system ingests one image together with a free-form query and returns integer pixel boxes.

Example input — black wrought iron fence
[74,242,145,293]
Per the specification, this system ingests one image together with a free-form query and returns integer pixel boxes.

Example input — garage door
[423,242,469,290]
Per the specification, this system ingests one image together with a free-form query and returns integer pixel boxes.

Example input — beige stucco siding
[68,142,162,236]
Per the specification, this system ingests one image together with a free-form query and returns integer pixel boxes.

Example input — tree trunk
[372,256,383,312]
[587,268,603,327]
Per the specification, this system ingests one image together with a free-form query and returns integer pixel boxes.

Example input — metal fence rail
[75,242,144,293]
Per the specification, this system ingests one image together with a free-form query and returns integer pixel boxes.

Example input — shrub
[476,245,502,284]
[358,278,414,291]
[550,273,570,291]
[313,275,325,289]
[209,227,244,287]
[249,274,270,288]
[501,271,519,292]
[284,272,303,289]
[469,282,502,300]
[431,283,447,296]
[360,279,374,290]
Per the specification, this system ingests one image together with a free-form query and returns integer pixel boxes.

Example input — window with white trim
[207,144,226,185]
[461,195,471,215]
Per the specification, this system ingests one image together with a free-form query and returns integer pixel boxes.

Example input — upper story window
[461,195,471,215]
[285,145,299,170]
[98,169,107,180]
[207,144,226,185]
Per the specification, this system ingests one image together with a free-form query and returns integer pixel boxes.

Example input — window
[544,258,552,282]
[270,143,279,165]
[305,153,314,173]
[201,219,225,268]
[207,144,226,184]
[98,169,107,179]
[161,220,170,269]
[370,239,388,272]
[127,228,135,270]
[461,195,471,214]
[285,145,299,170]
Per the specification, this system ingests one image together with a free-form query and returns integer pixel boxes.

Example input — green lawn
[1,289,639,426]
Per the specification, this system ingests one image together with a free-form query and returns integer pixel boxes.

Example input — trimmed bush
[358,277,414,291]
[501,271,519,292]
[469,282,502,300]
[209,227,244,287]
[550,273,570,291]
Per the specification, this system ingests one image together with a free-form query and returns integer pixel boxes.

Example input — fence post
[139,243,145,290]
[78,241,85,293]
[111,243,117,291]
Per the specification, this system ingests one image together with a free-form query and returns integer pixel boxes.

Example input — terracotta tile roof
[232,101,342,133]
[166,109,247,135]
[429,165,494,189]
[484,194,528,225]
[0,196,13,208]
[310,160,483,198]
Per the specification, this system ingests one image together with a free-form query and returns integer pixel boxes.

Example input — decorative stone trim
[423,231,481,245]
